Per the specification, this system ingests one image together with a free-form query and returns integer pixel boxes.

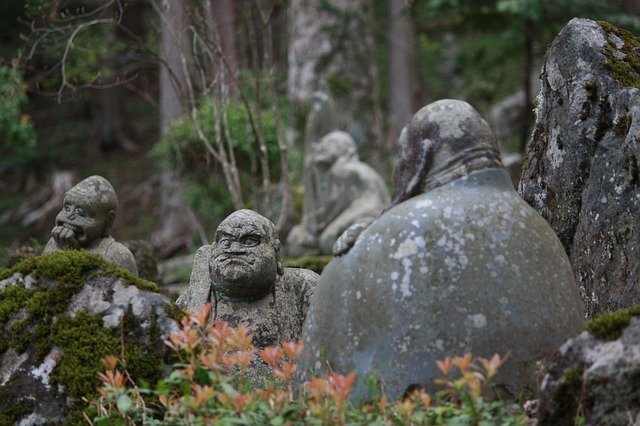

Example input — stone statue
[176,209,318,348]
[286,131,390,255]
[297,100,585,400]
[43,175,138,275]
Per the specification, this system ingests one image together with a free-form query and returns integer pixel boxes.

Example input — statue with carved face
[177,209,318,348]
[43,175,137,275]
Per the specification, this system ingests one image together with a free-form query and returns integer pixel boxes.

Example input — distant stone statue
[177,209,318,348]
[297,100,585,400]
[43,175,138,275]
[287,131,390,255]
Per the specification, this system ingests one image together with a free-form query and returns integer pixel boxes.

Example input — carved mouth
[58,221,83,235]
[217,256,254,266]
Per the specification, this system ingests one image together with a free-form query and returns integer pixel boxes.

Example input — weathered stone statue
[297,100,585,400]
[43,175,138,275]
[177,209,318,348]
[286,131,390,255]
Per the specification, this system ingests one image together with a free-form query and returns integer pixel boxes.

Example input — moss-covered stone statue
[297,99,585,400]
[43,175,138,275]
[177,209,318,348]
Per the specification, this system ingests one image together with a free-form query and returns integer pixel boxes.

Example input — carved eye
[219,238,231,248]
[76,208,85,217]
[242,236,259,247]
[64,204,71,212]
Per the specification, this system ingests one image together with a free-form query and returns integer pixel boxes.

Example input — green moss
[615,113,632,135]
[327,75,355,98]
[165,302,187,323]
[51,312,120,400]
[586,305,640,340]
[598,21,640,90]
[594,95,612,141]
[540,367,583,425]
[284,254,333,274]
[0,250,169,422]
[584,81,598,102]
[0,401,35,425]
[0,284,29,323]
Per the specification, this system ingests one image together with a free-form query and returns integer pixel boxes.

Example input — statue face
[210,211,282,299]
[54,191,112,248]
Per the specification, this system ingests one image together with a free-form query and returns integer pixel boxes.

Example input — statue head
[54,175,118,248]
[313,131,357,167]
[210,209,284,299]
[391,99,502,206]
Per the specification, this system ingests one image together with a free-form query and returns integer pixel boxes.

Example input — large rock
[519,18,640,317]
[0,251,179,424]
[538,307,640,425]
[297,100,585,400]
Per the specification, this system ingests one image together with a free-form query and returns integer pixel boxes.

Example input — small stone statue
[43,175,138,275]
[286,131,390,255]
[177,209,318,348]
[297,100,585,400]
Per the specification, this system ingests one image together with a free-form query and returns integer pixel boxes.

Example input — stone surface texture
[538,317,640,425]
[0,271,178,424]
[43,175,138,275]
[297,100,585,400]
[519,19,640,317]
[177,210,318,348]
[286,131,390,255]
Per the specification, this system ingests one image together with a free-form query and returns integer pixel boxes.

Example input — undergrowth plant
[89,304,529,425]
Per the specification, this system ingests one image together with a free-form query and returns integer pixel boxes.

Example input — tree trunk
[287,0,378,145]
[387,0,416,150]
[153,0,198,257]
[212,0,239,96]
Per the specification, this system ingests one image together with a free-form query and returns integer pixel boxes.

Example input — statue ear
[104,210,116,235]
[274,238,285,275]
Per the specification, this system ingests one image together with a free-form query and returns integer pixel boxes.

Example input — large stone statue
[43,175,138,275]
[286,131,390,255]
[297,100,585,400]
[177,209,318,348]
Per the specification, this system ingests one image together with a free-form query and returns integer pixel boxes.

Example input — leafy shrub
[0,65,37,169]
[90,304,529,425]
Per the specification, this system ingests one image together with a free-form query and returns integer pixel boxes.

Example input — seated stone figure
[297,99,585,400]
[43,175,138,275]
[286,131,390,255]
[176,209,318,348]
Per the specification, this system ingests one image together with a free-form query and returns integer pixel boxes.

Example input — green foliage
[0,65,37,168]
[586,305,640,340]
[284,255,333,274]
[539,368,583,425]
[90,308,528,425]
[152,97,291,224]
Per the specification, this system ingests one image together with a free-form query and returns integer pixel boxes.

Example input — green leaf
[116,394,133,413]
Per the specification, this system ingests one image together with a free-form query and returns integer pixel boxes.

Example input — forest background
[0,0,638,270]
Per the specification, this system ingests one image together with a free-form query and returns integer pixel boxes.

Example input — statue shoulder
[177,245,212,312]
[99,237,138,276]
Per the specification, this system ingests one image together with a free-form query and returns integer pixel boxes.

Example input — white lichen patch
[416,199,433,209]
[1,349,29,387]
[29,347,61,390]
[468,313,487,328]
[393,238,419,259]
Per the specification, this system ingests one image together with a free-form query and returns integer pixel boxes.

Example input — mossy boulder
[0,251,181,424]
[538,306,640,425]
[519,18,640,317]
